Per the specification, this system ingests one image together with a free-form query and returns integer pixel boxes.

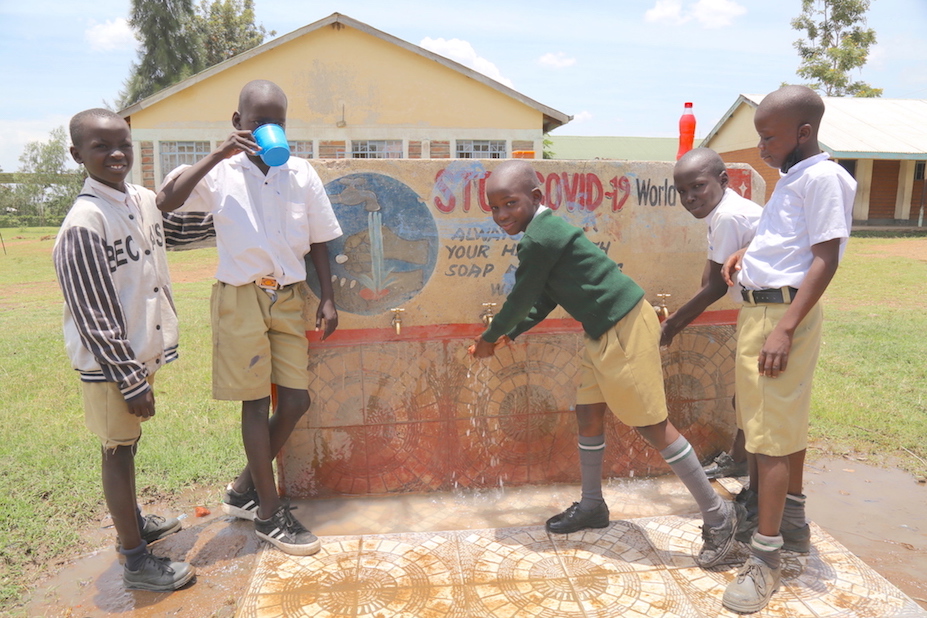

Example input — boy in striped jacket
[53,108,214,592]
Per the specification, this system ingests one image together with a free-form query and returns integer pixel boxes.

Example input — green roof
[547,136,678,162]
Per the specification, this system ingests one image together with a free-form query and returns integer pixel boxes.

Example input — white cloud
[419,37,513,88]
[538,52,577,69]
[573,110,593,123]
[644,0,745,28]
[85,17,136,53]
[691,0,747,28]
[645,0,686,24]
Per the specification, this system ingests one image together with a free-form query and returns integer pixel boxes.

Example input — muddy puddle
[22,456,927,616]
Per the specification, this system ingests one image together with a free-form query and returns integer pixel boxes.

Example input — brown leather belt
[741,286,799,304]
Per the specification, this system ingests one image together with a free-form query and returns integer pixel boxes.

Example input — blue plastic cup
[252,124,290,166]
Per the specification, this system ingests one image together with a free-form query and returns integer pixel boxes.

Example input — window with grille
[916,161,925,181]
[351,140,403,159]
[456,140,506,159]
[159,141,211,181]
[289,141,313,159]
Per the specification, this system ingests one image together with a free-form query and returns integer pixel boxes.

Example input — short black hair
[761,85,825,130]
[238,79,288,111]
[70,108,124,148]
[676,147,726,177]
[488,160,540,194]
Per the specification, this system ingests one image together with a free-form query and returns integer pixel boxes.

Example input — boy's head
[233,79,288,136]
[754,85,824,173]
[674,147,728,220]
[69,108,133,192]
[486,160,542,236]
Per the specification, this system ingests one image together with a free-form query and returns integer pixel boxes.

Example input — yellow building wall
[129,24,540,133]
[703,103,758,152]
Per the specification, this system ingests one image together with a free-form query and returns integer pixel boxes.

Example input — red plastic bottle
[676,102,696,160]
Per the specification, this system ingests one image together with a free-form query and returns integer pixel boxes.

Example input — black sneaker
[545,502,610,534]
[703,452,748,479]
[123,552,195,591]
[222,484,260,521]
[697,500,742,568]
[254,503,321,556]
[141,514,182,542]
[116,514,182,551]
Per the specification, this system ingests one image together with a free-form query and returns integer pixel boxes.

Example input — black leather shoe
[545,502,610,534]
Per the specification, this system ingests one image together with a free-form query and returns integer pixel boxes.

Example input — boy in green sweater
[472,161,740,567]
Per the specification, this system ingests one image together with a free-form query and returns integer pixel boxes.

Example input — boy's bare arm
[721,248,747,286]
[660,260,728,346]
[759,238,841,378]
[308,242,338,340]
[156,130,259,212]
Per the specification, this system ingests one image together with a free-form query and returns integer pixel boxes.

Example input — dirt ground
[855,236,927,261]
[18,452,927,617]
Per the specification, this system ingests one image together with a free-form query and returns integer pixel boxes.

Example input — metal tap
[480,302,497,326]
[390,308,404,335]
[654,293,671,321]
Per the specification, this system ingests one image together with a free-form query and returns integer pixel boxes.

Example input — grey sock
[782,493,807,530]
[751,532,783,570]
[578,434,606,511]
[660,435,725,528]
[120,539,149,571]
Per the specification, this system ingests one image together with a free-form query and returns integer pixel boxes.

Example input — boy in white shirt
[721,85,856,613]
[158,80,342,556]
[662,148,762,482]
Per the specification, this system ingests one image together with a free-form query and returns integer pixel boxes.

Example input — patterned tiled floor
[236,480,927,618]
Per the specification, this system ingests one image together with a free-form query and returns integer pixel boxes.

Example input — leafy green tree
[10,127,85,226]
[118,0,273,109]
[791,0,882,97]
[542,135,555,160]
[119,0,203,108]
[194,0,274,67]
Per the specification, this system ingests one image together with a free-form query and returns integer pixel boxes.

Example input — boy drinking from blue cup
[157,79,342,556]
[253,123,290,166]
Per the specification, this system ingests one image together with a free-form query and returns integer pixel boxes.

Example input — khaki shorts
[211,282,310,401]
[82,376,155,450]
[735,301,823,456]
[576,299,669,427]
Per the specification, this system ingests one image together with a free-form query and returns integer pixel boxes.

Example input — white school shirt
[738,152,856,291]
[706,188,762,302]
[165,153,342,286]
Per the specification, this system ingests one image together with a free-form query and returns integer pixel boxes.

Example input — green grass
[0,228,925,612]
[811,236,927,465]
[0,228,239,611]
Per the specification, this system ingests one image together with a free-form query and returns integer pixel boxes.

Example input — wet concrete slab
[24,458,927,617]
[238,518,924,618]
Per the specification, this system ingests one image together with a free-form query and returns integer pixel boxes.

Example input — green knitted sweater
[483,209,644,342]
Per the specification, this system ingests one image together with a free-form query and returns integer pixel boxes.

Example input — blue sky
[1,0,925,173]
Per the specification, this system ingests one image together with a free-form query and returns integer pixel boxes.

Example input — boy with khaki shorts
[721,85,856,613]
[55,109,214,591]
[472,161,740,568]
[158,80,342,556]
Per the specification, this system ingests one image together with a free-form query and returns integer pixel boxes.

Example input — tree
[118,0,273,109]
[791,0,882,97]
[194,0,274,67]
[9,127,85,226]
[119,0,203,108]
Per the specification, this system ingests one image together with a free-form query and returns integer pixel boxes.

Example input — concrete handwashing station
[277,159,764,498]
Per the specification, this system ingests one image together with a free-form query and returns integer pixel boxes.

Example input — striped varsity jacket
[53,178,214,400]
